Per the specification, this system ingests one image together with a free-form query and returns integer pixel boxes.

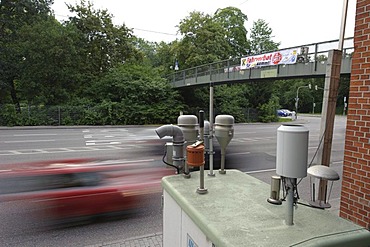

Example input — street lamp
[295,84,311,119]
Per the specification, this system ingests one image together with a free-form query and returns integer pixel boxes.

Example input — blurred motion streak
[0,158,175,226]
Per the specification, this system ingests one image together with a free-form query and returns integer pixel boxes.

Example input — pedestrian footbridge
[168,38,353,88]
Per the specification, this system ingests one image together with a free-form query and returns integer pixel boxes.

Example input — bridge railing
[168,37,354,87]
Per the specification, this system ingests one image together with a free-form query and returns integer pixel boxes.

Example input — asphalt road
[0,115,346,246]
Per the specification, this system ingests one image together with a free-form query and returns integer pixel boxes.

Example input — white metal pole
[338,0,349,51]
[208,83,215,176]
[285,178,296,226]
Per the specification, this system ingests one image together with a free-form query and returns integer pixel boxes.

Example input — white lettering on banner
[240,48,298,69]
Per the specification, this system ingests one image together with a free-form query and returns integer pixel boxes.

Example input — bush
[0,104,21,126]
[258,96,280,123]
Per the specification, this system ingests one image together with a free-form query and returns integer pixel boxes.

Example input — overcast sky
[52,0,356,49]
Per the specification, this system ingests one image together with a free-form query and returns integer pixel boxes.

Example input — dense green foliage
[249,19,280,54]
[0,0,349,126]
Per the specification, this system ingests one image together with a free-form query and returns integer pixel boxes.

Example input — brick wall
[340,0,370,230]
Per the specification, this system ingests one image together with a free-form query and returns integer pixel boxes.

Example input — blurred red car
[0,158,175,224]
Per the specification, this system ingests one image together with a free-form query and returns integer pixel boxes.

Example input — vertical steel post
[197,110,207,194]
[208,83,215,176]
[285,178,296,226]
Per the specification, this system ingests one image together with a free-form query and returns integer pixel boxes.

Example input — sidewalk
[86,233,163,247]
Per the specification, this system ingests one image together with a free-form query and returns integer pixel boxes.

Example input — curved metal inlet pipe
[155,125,185,143]
[155,125,185,173]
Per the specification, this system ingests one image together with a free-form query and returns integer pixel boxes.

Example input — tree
[17,18,82,105]
[214,84,249,122]
[258,95,280,123]
[177,86,209,116]
[316,54,328,62]
[155,40,183,76]
[89,63,185,125]
[173,9,282,123]
[214,7,249,57]
[65,0,140,77]
[132,37,159,67]
[0,0,53,111]
[249,19,280,54]
[176,11,230,68]
[171,7,250,123]
[132,38,180,76]
[247,80,278,108]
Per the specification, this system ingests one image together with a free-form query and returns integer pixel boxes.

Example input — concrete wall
[340,0,370,230]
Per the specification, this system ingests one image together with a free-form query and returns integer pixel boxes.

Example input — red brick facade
[340,0,370,230]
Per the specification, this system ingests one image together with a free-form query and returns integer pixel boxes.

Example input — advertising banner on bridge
[240,48,298,69]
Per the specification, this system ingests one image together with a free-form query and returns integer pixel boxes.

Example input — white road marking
[228,152,251,156]
[231,137,274,143]
[109,142,121,145]
[0,145,138,156]
[13,134,58,137]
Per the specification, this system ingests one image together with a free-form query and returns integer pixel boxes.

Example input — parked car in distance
[0,158,175,225]
[281,109,293,116]
[277,109,293,117]
[277,109,287,117]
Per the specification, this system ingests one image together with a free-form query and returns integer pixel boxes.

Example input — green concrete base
[162,170,370,247]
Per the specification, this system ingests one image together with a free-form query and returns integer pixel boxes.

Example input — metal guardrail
[168,37,354,88]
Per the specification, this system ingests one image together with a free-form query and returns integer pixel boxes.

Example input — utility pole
[316,0,348,207]
[315,49,342,206]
